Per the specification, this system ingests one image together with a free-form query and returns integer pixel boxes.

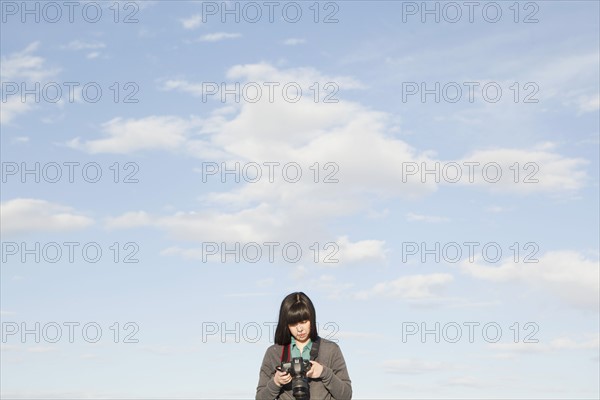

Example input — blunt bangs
[286,302,311,325]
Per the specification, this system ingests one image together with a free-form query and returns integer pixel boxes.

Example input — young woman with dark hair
[256,292,352,400]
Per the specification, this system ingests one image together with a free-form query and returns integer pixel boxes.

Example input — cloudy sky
[1,1,598,398]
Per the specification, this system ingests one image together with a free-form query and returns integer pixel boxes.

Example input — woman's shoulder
[316,337,343,352]
[318,336,340,345]
[263,343,283,356]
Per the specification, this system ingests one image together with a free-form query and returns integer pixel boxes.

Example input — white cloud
[1,198,94,236]
[356,273,454,300]
[533,51,600,114]
[0,42,59,125]
[67,116,202,154]
[336,331,385,340]
[160,63,365,98]
[0,42,60,82]
[0,345,18,352]
[60,40,106,51]
[398,146,587,196]
[1,97,33,125]
[366,208,390,219]
[197,32,241,42]
[82,64,589,259]
[308,274,354,300]
[27,346,57,353]
[292,265,308,280]
[443,376,486,388]
[105,211,152,229]
[490,333,599,357]
[256,278,274,287]
[181,14,203,29]
[158,78,206,97]
[12,136,30,143]
[159,236,386,267]
[283,38,306,46]
[406,212,450,223]
[547,335,599,351]
[575,93,600,114]
[224,62,366,90]
[141,345,199,355]
[158,65,584,201]
[453,147,588,194]
[486,205,511,213]
[459,251,599,310]
[223,292,270,298]
[0,390,114,399]
[157,203,286,243]
[335,236,387,264]
[382,358,450,374]
[160,246,201,260]
[120,205,290,245]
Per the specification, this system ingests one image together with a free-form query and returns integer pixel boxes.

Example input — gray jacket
[255,338,352,400]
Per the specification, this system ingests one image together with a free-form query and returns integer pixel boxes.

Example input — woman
[256,292,352,400]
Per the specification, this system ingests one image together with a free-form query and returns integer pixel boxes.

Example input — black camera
[277,357,312,399]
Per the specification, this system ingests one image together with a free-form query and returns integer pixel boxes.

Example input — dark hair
[274,292,319,345]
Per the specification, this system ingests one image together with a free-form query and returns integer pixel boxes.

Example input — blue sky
[1,1,599,398]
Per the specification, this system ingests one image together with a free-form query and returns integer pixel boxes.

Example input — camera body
[278,357,312,399]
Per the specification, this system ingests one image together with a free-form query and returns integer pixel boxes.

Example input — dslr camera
[277,357,312,399]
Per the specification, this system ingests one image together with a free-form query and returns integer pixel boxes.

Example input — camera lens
[292,377,309,400]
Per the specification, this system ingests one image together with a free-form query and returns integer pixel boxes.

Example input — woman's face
[288,320,311,344]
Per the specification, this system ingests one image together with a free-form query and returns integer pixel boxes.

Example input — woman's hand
[273,369,292,387]
[307,361,324,379]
